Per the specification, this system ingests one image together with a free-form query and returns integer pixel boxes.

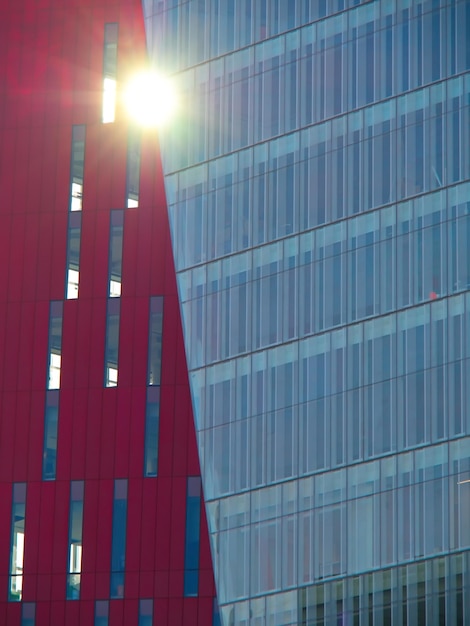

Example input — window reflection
[9,483,26,601]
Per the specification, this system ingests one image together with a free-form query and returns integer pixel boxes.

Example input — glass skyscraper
[144,1,470,623]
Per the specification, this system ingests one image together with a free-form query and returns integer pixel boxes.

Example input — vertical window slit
[21,603,35,626]
[9,483,26,601]
[95,600,109,626]
[184,476,201,596]
[138,599,153,626]
[66,481,84,599]
[126,129,141,207]
[108,210,124,297]
[110,479,127,598]
[144,296,163,476]
[104,298,120,387]
[102,24,119,123]
[66,125,85,299]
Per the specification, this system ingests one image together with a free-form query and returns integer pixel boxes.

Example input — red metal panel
[31,301,49,391]
[183,599,199,626]
[27,390,45,480]
[88,298,107,388]
[139,481,158,572]
[37,484,55,577]
[57,389,74,481]
[109,598,124,626]
[85,388,103,479]
[114,388,132,478]
[0,1,216,622]
[64,602,81,626]
[51,480,69,575]
[70,385,88,477]
[94,479,113,574]
[130,297,148,388]
[12,391,31,482]
[127,388,146,478]
[99,391,117,478]
[17,302,36,391]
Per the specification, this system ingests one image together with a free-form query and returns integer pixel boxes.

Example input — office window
[42,390,59,480]
[66,481,84,599]
[138,599,153,626]
[95,601,109,626]
[126,130,141,207]
[102,24,118,123]
[47,301,63,389]
[144,387,160,477]
[147,296,163,386]
[104,298,120,387]
[65,212,81,299]
[110,479,127,598]
[184,477,201,596]
[69,125,85,211]
[9,483,26,601]
[144,297,163,476]
[21,603,35,626]
[108,210,124,297]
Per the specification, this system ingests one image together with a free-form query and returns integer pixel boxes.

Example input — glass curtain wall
[144,0,470,622]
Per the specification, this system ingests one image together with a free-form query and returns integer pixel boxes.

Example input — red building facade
[0,1,216,624]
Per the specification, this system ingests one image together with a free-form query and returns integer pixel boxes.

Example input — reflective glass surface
[145,0,470,622]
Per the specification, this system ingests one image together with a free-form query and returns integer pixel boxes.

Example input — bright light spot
[102,77,117,123]
[124,71,178,127]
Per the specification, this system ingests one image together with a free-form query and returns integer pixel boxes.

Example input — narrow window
[147,296,163,386]
[66,125,85,298]
[9,483,26,601]
[144,387,160,477]
[104,298,120,387]
[69,125,85,212]
[144,297,163,476]
[110,479,127,598]
[42,390,59,480]
[21,603,35,626]
[95,601,109,626]
[102,24,118,123]
[66,481,84,599]
[184,477,201,597]
[47,301,63,389]
[65,213,82,299]
[139,599,153,626]
[108,210,124,297]
[126,130,141,207]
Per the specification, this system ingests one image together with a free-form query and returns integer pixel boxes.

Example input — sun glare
[124,71,178,128]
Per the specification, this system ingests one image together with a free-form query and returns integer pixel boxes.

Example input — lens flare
[124,71,178,127]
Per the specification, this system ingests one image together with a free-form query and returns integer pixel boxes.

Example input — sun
[123,71,178,128]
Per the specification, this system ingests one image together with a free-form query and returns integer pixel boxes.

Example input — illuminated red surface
[0,1,215,624]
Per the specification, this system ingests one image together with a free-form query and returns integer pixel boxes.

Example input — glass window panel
[9,483,26,601]
[144,387,160,477]
[147,296,164,385]
[102,24,118,123]
[70,125,85,211]
[138,599,153,626]
[110,479,127,598]
[184,476,201,596]
[95,601,109,626]
[42,390,59,480]
[108,211,124,297]
[126,130,141,207]
[65,212,81,299]
[21,603,35,626]
[66,481,84,599]
[104,298,120,387]
[47,301,63,390]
